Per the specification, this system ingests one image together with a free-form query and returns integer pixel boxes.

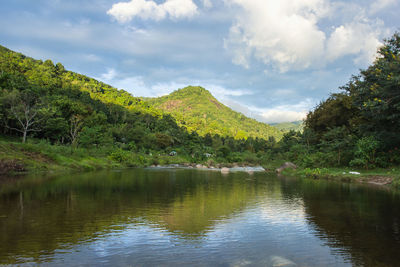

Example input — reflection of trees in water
[280,177,400,267]
[0,170,271,264]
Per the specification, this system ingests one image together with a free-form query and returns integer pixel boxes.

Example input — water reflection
[280,177,400,266]
[0,169,399,266]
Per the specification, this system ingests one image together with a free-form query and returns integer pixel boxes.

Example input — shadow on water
[0,169,400,266]
[279,176,400,266]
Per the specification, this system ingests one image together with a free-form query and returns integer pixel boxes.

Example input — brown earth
[0,159,25,175]
[161,100,183,111]
[363,176,393,185]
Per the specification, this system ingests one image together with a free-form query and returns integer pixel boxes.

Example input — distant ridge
[270,121,304,132]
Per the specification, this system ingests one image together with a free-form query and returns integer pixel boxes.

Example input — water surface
[0,168,399,266]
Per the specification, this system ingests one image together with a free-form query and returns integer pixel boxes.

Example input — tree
[349,32,400,148]
[69,114,84,146]
[2,89,43,143]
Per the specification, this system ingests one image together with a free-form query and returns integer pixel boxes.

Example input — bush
[350,136,379,169]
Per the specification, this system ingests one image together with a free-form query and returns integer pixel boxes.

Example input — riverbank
[281,166,400,188]
[2,138,399,189]
[0,138,267,177]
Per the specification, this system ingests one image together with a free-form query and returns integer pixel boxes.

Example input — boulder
[221,167,230,173]
[276,162,297,174]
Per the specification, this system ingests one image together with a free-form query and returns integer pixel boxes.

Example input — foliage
[0,44,285,170]
[350,136,380,169]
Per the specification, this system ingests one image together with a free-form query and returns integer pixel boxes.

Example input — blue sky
[1,0,399,123]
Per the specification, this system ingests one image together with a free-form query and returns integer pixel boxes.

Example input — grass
[0,136,268,176]
[281,166,400,188]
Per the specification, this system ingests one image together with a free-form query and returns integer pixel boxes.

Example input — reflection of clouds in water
[259,198,307,226]
[90,222,173,258]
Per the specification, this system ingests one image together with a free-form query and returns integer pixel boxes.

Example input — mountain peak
[171,86,213,97]
[146,86,282,140]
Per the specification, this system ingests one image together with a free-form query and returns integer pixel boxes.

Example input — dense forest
[0,32,399,172]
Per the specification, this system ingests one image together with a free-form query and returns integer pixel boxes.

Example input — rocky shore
[147,163,266,173]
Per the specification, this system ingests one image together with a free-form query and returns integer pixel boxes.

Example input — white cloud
[107,0,198,23]
[248,99,315,123]
[326,17,384,65]
[225,0,329,72]
[224,0,388,72]
[260,110,307,124]
[100,68,117,81]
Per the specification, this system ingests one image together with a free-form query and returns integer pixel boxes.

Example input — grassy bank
[0,136,273,176]
[280,166,400,188]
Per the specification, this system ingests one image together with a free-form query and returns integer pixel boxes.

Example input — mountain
[146,86,282,140]
[271,121,304,132]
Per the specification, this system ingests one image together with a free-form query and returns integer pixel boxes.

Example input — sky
[1,0,399,123]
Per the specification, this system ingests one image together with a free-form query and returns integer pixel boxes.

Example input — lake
[0,168,400,266]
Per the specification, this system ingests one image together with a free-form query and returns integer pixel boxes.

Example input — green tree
[1,88,44,143]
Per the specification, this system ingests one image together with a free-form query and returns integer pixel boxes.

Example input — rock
[366,176,393,185]
[276,162,297,173]
[221,167,230,173]
[196,164,207,169]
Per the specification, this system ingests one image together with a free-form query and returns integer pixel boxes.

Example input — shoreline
[1,140,398,188]
[280,167,399,188]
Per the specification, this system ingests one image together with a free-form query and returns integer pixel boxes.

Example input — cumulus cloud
[326,17,384,65]
[224,0,387,72]
[107,0,198,23]
[244,98,315,123]
[224,0,329,72]
[260,110,307,124]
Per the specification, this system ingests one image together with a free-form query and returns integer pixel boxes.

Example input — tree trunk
[22,130,27,143]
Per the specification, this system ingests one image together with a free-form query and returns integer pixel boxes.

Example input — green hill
[0,45,159,117]
[146,86,282,140]
[271,121,304,132]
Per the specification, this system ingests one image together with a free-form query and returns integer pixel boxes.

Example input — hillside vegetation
[146,86,282,140]
[271,121,304,132]
[0,44,284,174]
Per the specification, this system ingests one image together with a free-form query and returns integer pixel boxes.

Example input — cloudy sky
[1,0,399,123]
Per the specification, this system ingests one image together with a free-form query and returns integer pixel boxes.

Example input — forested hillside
[146,86,282,140]
[0,45,282,170]
[271,121,303,132]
